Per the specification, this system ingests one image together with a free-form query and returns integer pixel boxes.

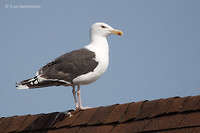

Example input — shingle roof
[1,95,200,133]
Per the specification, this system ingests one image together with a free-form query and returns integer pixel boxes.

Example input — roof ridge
[1,95,200,133]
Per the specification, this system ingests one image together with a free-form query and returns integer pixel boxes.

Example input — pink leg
[77,85,91,110]
[72,86,78,110]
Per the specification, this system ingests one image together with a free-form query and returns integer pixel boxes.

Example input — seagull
[16,22,123,110]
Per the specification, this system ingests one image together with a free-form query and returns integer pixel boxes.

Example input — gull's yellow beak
[110,29,123,36]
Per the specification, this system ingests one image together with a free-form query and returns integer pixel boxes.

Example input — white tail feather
[16,84,29,89]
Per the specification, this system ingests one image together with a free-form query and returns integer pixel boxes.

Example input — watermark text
[4,4,41,9]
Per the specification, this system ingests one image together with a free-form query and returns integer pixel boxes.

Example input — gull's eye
[101,25,106,28]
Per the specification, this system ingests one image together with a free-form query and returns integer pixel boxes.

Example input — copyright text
[4,4,41,9]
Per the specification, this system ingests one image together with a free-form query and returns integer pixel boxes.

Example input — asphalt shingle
[1,95,200,133]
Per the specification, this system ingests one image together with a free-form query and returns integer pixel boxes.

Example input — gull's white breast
[73,41,109,85]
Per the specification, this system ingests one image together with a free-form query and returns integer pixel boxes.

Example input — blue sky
[0,0,200,117]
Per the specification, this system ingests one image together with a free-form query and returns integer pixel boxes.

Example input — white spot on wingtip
[30,82,34,85]
[34,80,38,84]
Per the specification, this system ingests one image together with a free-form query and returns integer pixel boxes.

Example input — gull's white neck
[85,35,109,54]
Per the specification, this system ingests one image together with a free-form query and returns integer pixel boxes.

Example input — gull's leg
[77,85,83,109]
[77,85,91,110]
[72,86,78,110]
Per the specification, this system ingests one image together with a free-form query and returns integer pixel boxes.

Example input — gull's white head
[90,22,123,37]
